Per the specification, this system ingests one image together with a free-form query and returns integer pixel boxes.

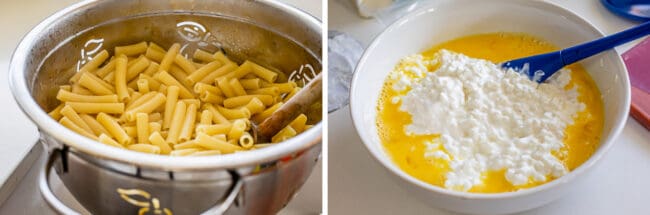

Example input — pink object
[623,36,650,130]
[631,86,650,130]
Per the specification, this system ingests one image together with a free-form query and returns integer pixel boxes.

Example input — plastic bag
[354,0,434,25]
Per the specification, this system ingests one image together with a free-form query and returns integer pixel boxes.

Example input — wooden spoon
[253,72,322,142]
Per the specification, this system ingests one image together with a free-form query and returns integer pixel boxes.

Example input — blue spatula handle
[562,21,650,65]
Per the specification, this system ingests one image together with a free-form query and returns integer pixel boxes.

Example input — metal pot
[9,0,322,214]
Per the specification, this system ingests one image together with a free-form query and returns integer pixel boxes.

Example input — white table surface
[328,0,650,214]
[0,0,322,214]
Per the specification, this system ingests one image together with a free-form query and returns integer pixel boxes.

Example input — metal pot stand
[40,139,321,215]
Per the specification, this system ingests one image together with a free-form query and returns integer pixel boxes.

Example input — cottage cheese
[392,50,584,191]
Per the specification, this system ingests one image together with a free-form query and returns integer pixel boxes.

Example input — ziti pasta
[48,42,314,156]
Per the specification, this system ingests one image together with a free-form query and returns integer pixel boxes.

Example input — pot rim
[9,0,323,170]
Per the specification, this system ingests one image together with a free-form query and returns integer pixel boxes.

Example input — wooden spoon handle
[258,72,322,139]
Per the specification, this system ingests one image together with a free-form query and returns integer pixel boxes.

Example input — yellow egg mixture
[376,33,604,193]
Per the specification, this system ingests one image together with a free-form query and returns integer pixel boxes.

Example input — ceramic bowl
[350,0,630,214]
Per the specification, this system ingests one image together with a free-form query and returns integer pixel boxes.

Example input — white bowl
[349,0,631,214]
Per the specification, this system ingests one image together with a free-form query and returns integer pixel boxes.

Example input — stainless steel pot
[9,0,322,214]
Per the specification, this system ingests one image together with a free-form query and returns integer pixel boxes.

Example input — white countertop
[0,0,322,213]
[328,0,650,214]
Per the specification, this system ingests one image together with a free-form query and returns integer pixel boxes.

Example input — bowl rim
[350,0,631,199]
[9,0,323,170]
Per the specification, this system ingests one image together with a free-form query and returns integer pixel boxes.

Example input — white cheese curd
[392,50,584,191]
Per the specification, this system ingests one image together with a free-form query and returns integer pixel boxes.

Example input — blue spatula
[501,21,650,83]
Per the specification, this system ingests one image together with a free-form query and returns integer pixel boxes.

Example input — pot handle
[201,174,244,215]
[40,147,244,215]
[39,148,82,215]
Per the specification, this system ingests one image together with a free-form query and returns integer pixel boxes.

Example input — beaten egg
[376,33,604,193]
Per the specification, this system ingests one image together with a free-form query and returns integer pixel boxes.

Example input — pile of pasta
[47,42,312,156]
